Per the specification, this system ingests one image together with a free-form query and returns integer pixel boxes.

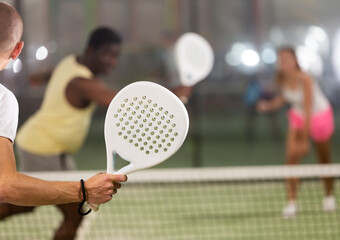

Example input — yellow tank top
[16,55,96,155]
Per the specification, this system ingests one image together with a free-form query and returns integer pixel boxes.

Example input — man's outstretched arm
[0,137,126,206]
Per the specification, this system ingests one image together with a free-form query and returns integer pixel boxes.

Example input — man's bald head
[0,2,23,53]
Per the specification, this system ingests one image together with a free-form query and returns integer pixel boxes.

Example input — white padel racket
[174,32,214,86]
[88,81,189,211]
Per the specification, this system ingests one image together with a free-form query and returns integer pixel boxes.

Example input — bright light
[241,49,260,67]
[231,42,247,54]
[47,41,58,53]
[4,59,14,70]
[296,46,323,77]
[304,25,329,55]
[36,46,48,60]
[309,26,327,42]
[13,59,22,73]
[332,29,340,82]
[304,35,319,51]
[269,27,284,45]
[226,42,260,69]
[261,48,276,64]
[225,42,247,66]
[225,52,240,66]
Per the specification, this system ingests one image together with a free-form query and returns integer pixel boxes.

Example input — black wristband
[78,179,91,215]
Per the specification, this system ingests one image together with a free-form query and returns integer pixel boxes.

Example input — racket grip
[87,202,100,212]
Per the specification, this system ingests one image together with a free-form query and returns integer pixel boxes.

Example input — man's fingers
[107,174,127,182]
[95,172,106,176]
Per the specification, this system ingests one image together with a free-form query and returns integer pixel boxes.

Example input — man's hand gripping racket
[88,81,189,211]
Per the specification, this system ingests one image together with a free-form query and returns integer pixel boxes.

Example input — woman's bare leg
[315,139,333,196]
[282,129,310,218]
[285,129,305,202]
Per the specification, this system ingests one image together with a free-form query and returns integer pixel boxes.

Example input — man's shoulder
[0,84,18,112]
[0,83,10,93]
[56,54,76,67]
[0,84,16,101]
[54,55,93,79]
[0,84,19,142]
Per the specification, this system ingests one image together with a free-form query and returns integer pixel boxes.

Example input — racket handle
[86,202,100,212]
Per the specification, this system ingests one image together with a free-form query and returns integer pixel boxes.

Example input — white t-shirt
[0,83,19,142]
[282,78,329,116]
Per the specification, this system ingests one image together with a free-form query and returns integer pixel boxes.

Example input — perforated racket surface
[174,32,214,86]
[89,81,189,211]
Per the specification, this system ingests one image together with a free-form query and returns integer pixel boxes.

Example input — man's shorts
[16,146,76,171]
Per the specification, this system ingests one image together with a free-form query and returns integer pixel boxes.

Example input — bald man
[0,1,126,209]
[0,2,23,71]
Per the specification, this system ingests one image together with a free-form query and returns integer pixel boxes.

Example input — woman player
[257,46,336,218]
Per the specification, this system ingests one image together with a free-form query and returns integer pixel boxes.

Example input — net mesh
[1,164,340,240]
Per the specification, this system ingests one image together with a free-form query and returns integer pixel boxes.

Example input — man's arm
[171,85,193,104]
[257,95,285,113]
[66,77,118,108]
[0,137,126,206]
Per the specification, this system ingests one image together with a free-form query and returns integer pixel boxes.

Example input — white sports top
[282,78,329,115]
[0,83,19,142]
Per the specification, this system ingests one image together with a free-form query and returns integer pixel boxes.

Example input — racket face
[105,81,189,174]
[174,32,214,86]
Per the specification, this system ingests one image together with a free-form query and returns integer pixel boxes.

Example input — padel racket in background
[174,32,214,87]
[88,81,189,211]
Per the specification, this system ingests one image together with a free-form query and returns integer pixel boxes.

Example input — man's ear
[10,41,24,60]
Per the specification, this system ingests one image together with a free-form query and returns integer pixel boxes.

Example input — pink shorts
[287,107,334,142]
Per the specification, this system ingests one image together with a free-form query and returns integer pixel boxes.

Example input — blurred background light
[241,49,260,67]
[332,29,340,82]
[304,25,329,55]
[35,46,48,60]
[296,46,323,77]
[226,42,261,69]
[4,59,14,70]
[46,41,58,54]
[231,42,247,54]
[13,59,22,73]
[269,27,285,46]
[225,51,240,66]
[225,42,245,67]
[261,48,276,64]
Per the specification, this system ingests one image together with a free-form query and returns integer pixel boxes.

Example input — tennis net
[1,164,340,240]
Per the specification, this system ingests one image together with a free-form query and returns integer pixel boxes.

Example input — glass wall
[2,0,340,169]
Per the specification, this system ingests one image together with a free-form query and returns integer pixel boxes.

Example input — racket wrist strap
[78,179,91,215]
